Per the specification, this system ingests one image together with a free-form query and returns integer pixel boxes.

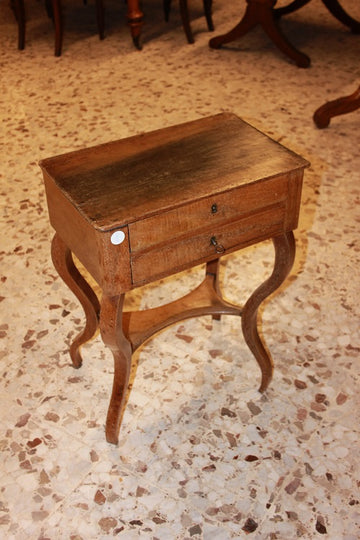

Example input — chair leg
[164,0,193,44]
[13,0,26,50]
[45,0,53,18]
[164,0,171,22]
[179,0,194,43]
[165,0,213,43]
[96,0,105,40]
[203,0,214,31]
[51,0,63,56]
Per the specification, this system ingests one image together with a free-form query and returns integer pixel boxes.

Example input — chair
[163,0,214,43]
[12,0,105,56]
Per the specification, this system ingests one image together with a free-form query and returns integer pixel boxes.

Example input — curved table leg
[241,232,296,392]
[209,0,258,49]
[275,0,360,33]
[274,0,311,18]
[259,4,310,67]
[313,85,360,128]
[322,0,360,33]
[100,294,133,445]
[51,233,100,368]
[209,0,310,67]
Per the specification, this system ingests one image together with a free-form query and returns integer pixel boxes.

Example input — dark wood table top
[40,113,308,231]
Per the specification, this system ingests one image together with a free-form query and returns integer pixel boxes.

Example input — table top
[40,113,309,232]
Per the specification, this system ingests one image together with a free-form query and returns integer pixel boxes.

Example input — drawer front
[131,204,285,286]
[128,175,288,252]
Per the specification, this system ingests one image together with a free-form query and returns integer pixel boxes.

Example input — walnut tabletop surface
[40,113,308,231]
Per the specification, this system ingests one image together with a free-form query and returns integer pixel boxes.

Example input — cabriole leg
[241,232,296,392]
[51,233,100,368]
[100,294,133,445]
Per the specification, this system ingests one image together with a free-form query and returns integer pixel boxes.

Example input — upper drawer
[128,174,288,252]
[131,203,286,286]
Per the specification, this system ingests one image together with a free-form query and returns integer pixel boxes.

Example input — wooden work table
[40,113,309,445]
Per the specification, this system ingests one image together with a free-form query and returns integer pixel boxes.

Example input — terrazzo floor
[1,0,360,538]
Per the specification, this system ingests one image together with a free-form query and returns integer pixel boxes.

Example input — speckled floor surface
[1,0,360,538]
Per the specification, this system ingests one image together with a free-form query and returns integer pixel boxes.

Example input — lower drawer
[131,203,285,286]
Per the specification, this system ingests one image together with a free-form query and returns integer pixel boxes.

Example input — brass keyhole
[210,236,225,254]
[211,203,218,214]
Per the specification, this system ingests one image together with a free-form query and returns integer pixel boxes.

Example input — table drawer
[131,203,285,285]
[128,175,288,252]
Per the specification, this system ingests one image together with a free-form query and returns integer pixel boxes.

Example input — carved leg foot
[241,232,296,392]
[51,233,100,368]
[322,0,360,33]
[313,85,360,128]
[100,294,133,445]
